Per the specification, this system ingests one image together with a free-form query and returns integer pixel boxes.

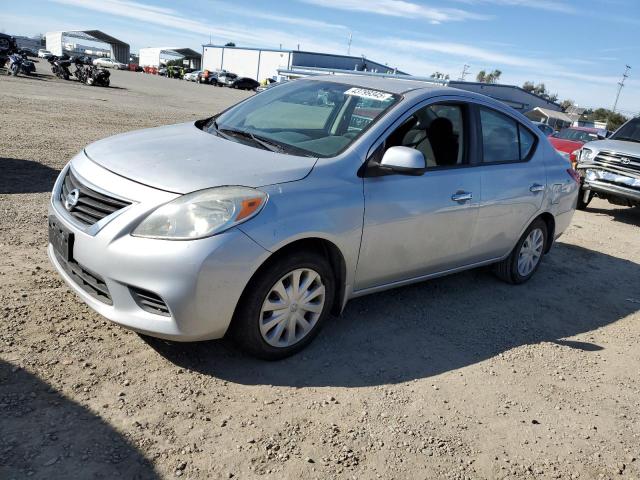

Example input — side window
[384,103,466,168]
[519,126,535,159]
[480,108,536,163]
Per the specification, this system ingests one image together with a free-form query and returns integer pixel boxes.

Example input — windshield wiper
[612,136,640,144]
[216,127,282,153]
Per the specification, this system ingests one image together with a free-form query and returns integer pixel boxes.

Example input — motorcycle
[85,65,110,87]
[73,57,110,87]
[48,55,72,80]
[5,53,34,76]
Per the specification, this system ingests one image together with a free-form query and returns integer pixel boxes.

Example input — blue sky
[3,0,639,114]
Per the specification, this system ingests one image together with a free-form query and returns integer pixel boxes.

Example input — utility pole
[347,32,352,56]
[459,63,470,81]
[612,64,631,113]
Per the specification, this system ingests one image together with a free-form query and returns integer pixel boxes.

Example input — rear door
[468,105,546,260]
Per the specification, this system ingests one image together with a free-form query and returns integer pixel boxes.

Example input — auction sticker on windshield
[345,87,393,102]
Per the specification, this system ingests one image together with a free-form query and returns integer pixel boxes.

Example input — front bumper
[48,158,269,341]
[579,167,640,203]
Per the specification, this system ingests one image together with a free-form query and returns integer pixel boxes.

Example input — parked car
[183,70,201,82]
[93,57,127,70]
[533,122,554,137]
[197,70,218,85]
[574,116,640,210]
[47,76,578,359]
[37,49,53,59]
[216,72,238,86]
[229,77,260,90]
[549,127,603,164]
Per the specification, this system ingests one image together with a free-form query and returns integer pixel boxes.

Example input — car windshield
[611,118,640,143]
[208,80,400,157]
[555,128,598,142]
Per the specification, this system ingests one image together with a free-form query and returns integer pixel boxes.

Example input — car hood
[583,138,640,155]
[549,137,584,153]
[83,122,318,193]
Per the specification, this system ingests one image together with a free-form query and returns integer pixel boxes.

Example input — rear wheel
[576,188,593,210]
[494,219,547,284]
[230,251,335,360]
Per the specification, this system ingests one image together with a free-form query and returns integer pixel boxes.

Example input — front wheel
[576,188,593,210]
[230,252,335,360]
[494,219,548,284]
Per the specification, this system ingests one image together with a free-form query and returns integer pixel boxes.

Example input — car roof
[305,74,446,95]
[565,126,599,133]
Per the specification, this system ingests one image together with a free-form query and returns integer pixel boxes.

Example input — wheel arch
[239,237,348,318]
[536,211,555,253]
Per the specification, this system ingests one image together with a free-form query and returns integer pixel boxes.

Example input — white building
[201,44,401,83]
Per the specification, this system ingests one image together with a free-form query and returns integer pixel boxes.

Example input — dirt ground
[1,68,639,480]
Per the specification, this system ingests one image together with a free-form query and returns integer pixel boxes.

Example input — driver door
[355,100,481,291]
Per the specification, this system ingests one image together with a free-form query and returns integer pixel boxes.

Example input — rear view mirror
[379,146,426,176]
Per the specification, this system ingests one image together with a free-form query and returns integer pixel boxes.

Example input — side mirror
[379,146,426,176]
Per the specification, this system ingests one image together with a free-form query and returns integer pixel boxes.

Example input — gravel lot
[1,69,639,480]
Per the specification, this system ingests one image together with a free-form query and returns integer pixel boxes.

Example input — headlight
[132,186,267,240]
[578,148,596,163]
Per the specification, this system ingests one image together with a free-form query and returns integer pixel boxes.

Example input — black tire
[493,218,548,285]
[230,251,335,360]
[576,188,593,210]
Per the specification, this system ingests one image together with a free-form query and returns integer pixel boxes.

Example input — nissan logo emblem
[64,188,80,211]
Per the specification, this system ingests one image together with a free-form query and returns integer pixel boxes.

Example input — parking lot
[1,70,639,479]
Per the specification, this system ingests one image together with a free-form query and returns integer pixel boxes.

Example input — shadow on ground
[0,360,158,479]
[145,243,639,387]
[586,205,640,227]
[0,157,59,194]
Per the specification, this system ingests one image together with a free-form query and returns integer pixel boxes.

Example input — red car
[549,127,603,165]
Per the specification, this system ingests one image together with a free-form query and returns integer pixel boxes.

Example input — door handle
[451,191,473,202]
[529,183,545,193]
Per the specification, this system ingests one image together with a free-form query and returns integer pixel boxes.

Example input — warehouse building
[201,44,403,83]
[277,65,562,114]
[447,81,563,113]
[139,47,201,69]
[45,30,129,63]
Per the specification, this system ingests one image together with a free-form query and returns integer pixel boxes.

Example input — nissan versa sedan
[48,75,579,359]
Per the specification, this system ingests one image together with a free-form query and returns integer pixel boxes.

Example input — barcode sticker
[344,87,393,101]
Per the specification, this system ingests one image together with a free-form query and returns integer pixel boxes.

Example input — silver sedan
[48,75,579,359]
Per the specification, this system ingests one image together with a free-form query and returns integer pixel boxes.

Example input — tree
[477,69,502,84]
[224,42,236,47]
[522,81,558,103]
[430,71,450,80]
[584,108,627,131]
[560,99,575,111]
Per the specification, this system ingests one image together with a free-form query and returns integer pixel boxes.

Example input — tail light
[569,150,580,170]
[566,168,580,184]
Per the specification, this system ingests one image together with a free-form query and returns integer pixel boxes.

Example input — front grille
[594,151,640,174]
[130,287,170,317]
[54,251,112,305]
[60,169,131,226]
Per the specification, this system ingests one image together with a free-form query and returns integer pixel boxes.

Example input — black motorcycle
[85,65,110,87]
[73,57,110,87]
[48,55,72,80]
